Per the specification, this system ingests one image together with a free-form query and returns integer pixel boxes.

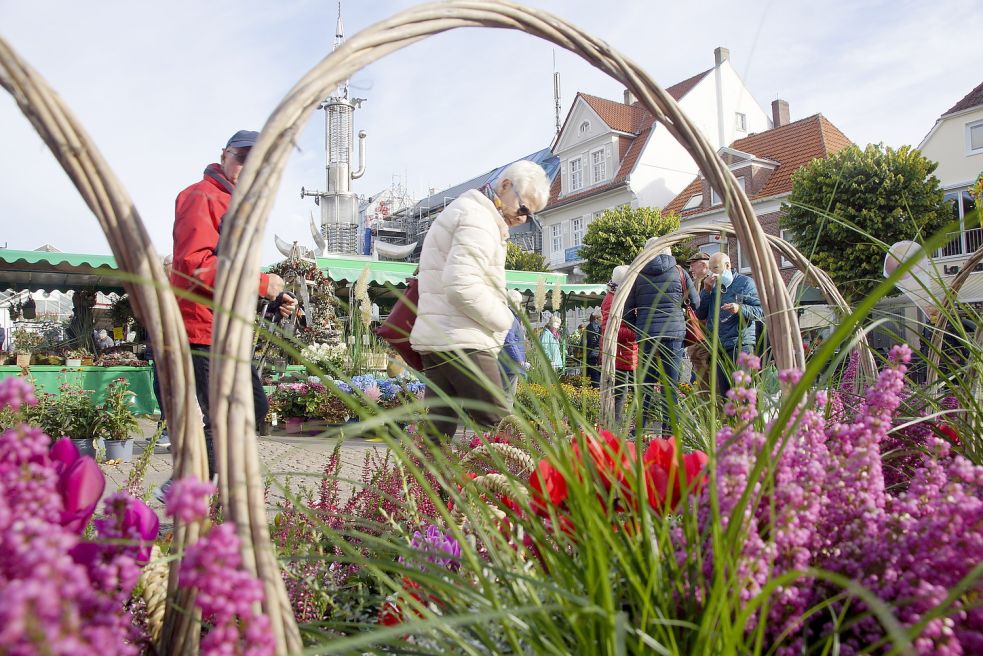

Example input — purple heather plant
[679,345,983,654]
[0,378,158,655]
[400,524,461,573]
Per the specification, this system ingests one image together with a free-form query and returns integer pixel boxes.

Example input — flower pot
[15,353,31,368]
[80,357,94,366]
[364,353,388,370]
[104,439,134,463]
[66,358,82,368]
[71,437,104,458]
[47,355,63,365]
[284,417,305,434]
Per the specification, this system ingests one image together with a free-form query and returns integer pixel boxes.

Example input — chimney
[623,89,635,105]
[772,99,790,128]
[714,46,729,66]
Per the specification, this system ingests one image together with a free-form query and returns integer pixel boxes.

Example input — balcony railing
[938,227,983,258]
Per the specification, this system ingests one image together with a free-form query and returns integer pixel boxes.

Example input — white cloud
[1,0,980,265]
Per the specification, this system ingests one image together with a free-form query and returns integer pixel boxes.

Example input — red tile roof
[943,80,983,117]
[664,114,853,216]
[546,69,712,210]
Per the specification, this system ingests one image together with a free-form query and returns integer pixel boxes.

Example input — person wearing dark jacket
[157,130,292,500]
[623,246,699,433]
[584,312,602,387]
[696,252,763,397]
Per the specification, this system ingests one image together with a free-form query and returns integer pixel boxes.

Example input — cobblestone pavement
[99,418,387,528]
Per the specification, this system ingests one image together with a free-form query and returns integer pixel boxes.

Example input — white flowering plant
[300,341,347,373]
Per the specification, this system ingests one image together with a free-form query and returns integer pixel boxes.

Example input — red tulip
[529,459,569,515]
[642,437,709,512]
[573,429,637,499]
[936,423,961,446]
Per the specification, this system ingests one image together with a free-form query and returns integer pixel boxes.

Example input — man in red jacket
[165,129,292,489]
[600,265,638,427]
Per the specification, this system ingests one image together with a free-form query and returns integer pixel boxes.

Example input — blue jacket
[696,272,762,349]
[623,254,699,340]
[499,314,527,377]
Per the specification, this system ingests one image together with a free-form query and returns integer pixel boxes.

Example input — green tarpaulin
[0,365,159,415]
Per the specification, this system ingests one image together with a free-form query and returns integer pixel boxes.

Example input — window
[571,216,585,247]
[938,189,981,258]
[735,241,751,273]
[569,158,583,191]
[590,149,606,184]
[683,194,703,211]
[550,223,563,256]
[579,120,591,135]
[699,243,721,256]
[711,176,745,205]
[735,112,747,132]
[593,210,606,221]
[779,229,793,268]
[969,120,983,154]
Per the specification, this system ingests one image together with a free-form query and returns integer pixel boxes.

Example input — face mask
[719,270,734,287]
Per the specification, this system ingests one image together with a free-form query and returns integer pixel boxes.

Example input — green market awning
[313,256,568,293]
[0,249,126,294]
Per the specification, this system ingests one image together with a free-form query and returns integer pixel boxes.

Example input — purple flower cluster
[681,345,983,653]
[164,476,217,523]
[170,479,275,656]
[0,377,36,411]
[400,524,461,573]
[0,378,158,655]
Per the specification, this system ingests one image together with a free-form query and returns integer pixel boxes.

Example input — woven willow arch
[598,224,875,420]
[926,244,983,386]
[3,1,816,653]
[0,36,211,653]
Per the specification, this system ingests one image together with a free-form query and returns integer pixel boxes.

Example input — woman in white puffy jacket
[411,160,549,440]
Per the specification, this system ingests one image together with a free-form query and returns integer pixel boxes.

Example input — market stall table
[0,365,159,415]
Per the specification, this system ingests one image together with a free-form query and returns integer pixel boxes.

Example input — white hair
[496,160,550,213]
[507,289,524,306]
[549,315,561,328]
[610,265,630,286]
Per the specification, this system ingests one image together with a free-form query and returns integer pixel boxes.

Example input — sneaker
[153,479,173,505]
[156,430,170,449]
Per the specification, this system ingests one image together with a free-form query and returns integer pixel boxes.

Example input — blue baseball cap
[226,130,259,149]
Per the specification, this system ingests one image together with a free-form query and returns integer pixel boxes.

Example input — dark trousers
[151,357,166,424]
[613,368,634,425]
[421,349,508,441]
[640,338,684,430]
[716,343,753,398]
[586,357,601,387]
[191,346,268,479]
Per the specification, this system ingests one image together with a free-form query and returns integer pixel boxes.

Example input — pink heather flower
[778,368,803,385]
[0,377,37,411]
[164,476,217,523]
[180,522,275,656]
[736,352,761,370]
[364,384,381,402]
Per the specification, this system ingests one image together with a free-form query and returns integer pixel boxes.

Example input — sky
[1,0,981,265]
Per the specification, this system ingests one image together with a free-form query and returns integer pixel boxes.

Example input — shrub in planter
[96,378,139,462]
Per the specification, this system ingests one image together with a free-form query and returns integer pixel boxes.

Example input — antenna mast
[553,50,561,136]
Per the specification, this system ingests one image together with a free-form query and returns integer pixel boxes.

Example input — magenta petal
[69,541,102,568]
[50,437,80,473]
[125,499,160,561]
[58,456,106,532]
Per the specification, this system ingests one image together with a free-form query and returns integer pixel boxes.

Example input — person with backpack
[623,243,699,434]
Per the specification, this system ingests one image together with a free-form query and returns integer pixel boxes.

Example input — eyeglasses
[227,147,251,164]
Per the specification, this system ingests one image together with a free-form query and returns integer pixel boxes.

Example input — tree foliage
[579,206,683,283]
[781,144,949,301]
[506,240,549,272]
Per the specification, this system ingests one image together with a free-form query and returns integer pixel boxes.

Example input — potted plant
[11,327,42,368]
[48,383,101,457]
[64,348,90,368]
[96,378,139,462]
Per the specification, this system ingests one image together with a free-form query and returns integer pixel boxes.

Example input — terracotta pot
[80,357,94,366]
[16,353,31,368]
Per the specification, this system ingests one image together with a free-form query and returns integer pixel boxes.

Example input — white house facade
[539,47,773,279]
[918,81,983,277]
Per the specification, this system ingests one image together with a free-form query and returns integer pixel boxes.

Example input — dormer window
[590,148,606,184]
[569,158,583,191]
[683,194,703,211]
[710,176,745,206]
[579,120,591,135]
